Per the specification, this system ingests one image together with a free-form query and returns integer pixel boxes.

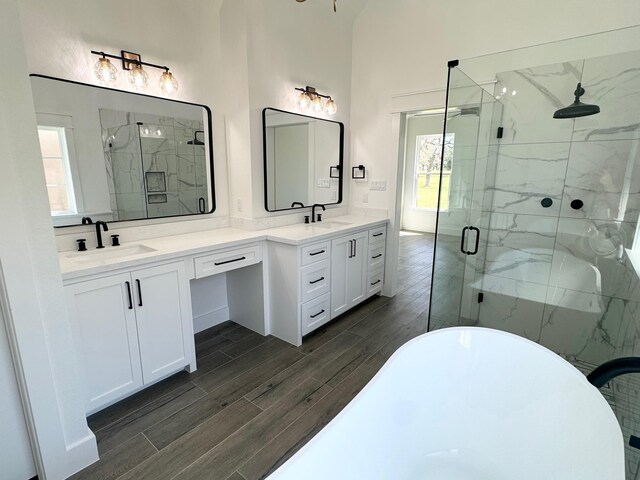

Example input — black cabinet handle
[371,279,381,286]
[309,276,325,285]
[310,309,325,319]
[125,281,133,310]
[373,232,383,237]
[309,250,325,256]
[214,256,246,266]
[136,279,143,306]
[372,254,382,259]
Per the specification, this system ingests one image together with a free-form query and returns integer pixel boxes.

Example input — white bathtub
[267,328,623,480]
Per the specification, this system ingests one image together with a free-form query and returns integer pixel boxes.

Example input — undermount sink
[308,220,352,229]
[66,244,157,263]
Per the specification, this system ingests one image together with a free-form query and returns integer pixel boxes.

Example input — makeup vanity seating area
[60,217,387,414]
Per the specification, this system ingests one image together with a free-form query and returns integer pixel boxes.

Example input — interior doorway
[400,111,447,233]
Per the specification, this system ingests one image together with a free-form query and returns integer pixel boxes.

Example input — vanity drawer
[367,269,384,298]
[301,292,331,336]
[301,241,331,266]
[368,243,385,272]
[300,260,330,303]
[194,244,262,278]
[369,226,386,244]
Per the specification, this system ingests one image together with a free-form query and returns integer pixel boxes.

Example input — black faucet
[81,216,93,225]
[291,201,304,208]
[311,204,325,223]
[587,357,640,388]
[95,221,109,249]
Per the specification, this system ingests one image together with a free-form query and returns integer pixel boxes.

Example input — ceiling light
[93,55,118,83]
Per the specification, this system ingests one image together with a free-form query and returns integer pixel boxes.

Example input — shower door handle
[198,197,205,213]
[468,226,480,255]
[460,226,480,255]
[460,226,470,254]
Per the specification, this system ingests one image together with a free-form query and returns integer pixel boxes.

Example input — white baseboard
[64,429,99,478]
[193,306,230,334]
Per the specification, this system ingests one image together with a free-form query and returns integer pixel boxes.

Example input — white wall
[350,0,640,214]
[221,0,366,225]
[1,0,99,477]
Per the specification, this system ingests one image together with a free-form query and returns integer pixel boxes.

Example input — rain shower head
[187,130,205,145]
[553,83,600,119]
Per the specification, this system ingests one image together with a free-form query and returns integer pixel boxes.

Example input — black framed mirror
[263,108,343,212]
[30,74,216,227]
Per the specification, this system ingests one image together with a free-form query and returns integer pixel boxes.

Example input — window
[414,133,454,210]
[38,126,77,215]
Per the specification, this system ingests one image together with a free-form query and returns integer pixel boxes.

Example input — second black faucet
[95,221,109,249]
[311,204,325,223]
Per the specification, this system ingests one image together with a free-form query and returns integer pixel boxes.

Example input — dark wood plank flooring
[70,232,434,480]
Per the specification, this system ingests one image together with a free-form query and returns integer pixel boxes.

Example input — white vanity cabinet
[65,261,194,414]
[268,223,387,346]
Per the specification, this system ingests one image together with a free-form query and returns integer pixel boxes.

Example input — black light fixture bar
[295,86,332,100]
[91,50,170,72]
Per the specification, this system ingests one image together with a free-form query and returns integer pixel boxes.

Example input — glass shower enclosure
[428,27,640,479]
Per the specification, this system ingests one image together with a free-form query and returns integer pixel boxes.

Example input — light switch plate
[370,180,387,191]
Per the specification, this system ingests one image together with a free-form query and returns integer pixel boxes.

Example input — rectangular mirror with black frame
[30,75,215,227]
[263,108,343,212]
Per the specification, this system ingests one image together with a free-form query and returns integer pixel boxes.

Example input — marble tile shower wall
[474,49,640,369]
[100,109,207,220]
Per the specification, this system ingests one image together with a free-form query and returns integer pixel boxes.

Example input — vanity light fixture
[294,86,337,116]
[90,50,179,95]
[295,0,338,12]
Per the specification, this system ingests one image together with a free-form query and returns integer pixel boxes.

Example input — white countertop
[59,215,388,281]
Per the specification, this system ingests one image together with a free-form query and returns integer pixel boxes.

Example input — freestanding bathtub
[267,327,623,479]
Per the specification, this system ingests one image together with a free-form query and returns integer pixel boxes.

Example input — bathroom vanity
[60,217,387,414]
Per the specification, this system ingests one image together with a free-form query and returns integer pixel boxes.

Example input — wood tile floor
[71,231,434,480]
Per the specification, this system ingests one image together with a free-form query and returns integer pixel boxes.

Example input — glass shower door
[428,66,502,330]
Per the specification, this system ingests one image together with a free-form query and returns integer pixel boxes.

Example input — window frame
[411,133,454,212]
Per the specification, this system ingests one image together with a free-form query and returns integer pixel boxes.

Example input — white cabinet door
[65,273,143,413]
[132,262,192,384]
[346,231,368,308]
[330,231,369,319]
[330,235,350,318]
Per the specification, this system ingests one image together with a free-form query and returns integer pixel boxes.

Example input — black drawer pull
[214,256,246,266]
[309,250,325,256]
[309,276,325,285]
[125,281,133,310]
[373,232,383,237]
[372,254,382,259]
[371,279,381,286]
[310,309,325,318]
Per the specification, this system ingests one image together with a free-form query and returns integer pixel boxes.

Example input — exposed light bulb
[511,90,517,96]
[311,95,323,113]
[94,57,118,83]
[325,98,337,115]
[159,70,179,95]
[128,64,149,89]
[297,91,311,109]
[501,87,507,94]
